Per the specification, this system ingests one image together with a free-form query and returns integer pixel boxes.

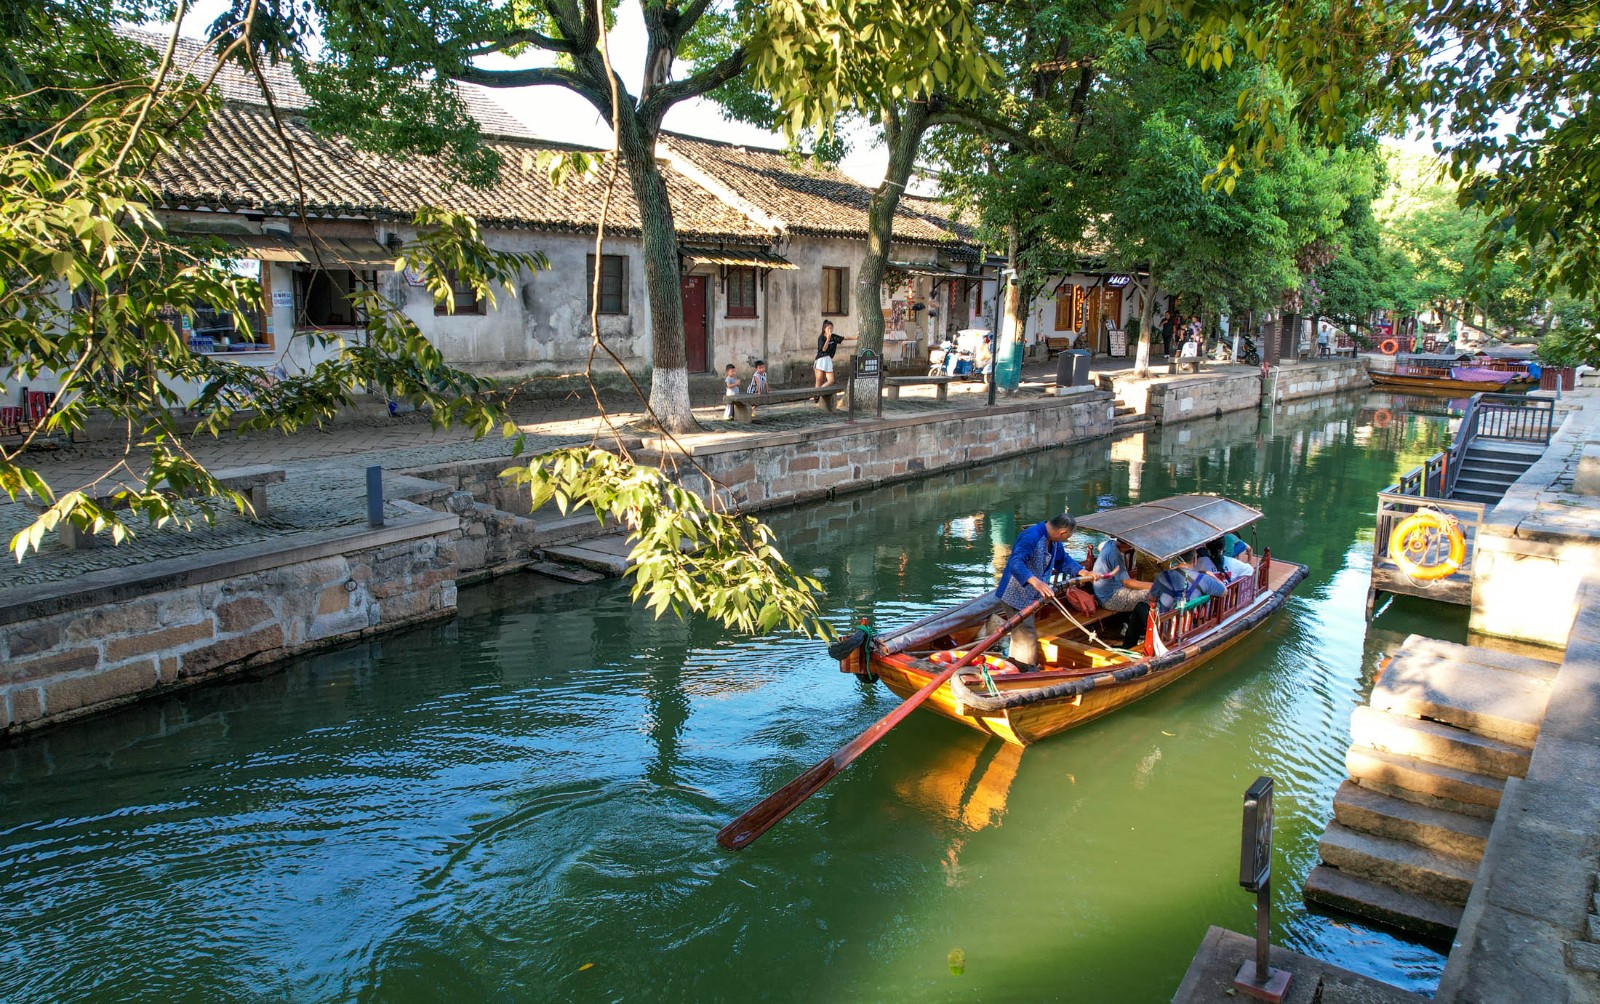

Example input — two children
[723,360,768,419]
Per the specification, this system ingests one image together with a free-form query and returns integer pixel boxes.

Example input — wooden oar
[716,593,1051,851]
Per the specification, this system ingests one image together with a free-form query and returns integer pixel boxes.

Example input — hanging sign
[271,289,293,308]
[1105,274,1132,288]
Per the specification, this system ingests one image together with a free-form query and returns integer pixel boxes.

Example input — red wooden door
[681,275,709,372]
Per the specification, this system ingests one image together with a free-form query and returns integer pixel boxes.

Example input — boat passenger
[1221,531,1252,560]
[1150,552,1227,614]
[1092,538,1153,648]
[1198,543,1253,583]
[987,514,1093,671]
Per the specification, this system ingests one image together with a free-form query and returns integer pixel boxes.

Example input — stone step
[1347,745,1505,818]
[1332,779,1491,861]
[528,561,607,585]
[1455,464,1521,483]
[1458,455,1532,476]
[1349,705,1531,780]
[1453,474,1518,494]
[1318,822,1480,906]
[1396,634,1558,681]
[1304,864,1463,941]
[1373,643,1552,744]
[1450,489,1502,505]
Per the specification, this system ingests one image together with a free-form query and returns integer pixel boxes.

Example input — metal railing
[1371,492,1485,593]
[1444,392,1554,497]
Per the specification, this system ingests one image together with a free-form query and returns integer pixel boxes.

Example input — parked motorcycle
[1239,336,1261,366]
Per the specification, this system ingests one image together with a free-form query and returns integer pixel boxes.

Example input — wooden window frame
[434,269,487,316]
[726,266,758,318]
[822,266,850,316]
[1054,286,1073,330]
[586,253,629,315]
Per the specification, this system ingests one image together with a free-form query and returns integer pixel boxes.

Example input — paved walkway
[0,350,1303,590]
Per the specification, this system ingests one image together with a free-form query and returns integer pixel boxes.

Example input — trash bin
[1067,349,1092,387]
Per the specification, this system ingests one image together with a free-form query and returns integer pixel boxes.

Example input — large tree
[1124,0,1600,309]
[209,0,994,428]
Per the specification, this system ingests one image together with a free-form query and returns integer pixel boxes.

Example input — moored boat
[837,495,1307,746]
[1371,353,1532,395]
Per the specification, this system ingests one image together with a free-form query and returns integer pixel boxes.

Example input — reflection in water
[0,391,1485,1002]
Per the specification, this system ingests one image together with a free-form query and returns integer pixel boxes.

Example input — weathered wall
[0,511,459,737]
[647,393,1117,510]
[1145,371,1263,425]
[1267,358,1370,403]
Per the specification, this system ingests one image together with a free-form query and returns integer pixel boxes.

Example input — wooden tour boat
[838,495,1308,746]
[1371,353,1532,395]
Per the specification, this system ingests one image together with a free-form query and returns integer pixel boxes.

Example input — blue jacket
[996,521,1083,608]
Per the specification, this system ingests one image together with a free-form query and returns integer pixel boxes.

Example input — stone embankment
[1109,358,1368,425]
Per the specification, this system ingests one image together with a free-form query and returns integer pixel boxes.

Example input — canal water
[2,392,1481,1002]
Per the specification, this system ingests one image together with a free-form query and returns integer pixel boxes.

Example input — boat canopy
[1397,352,1473,364]
[1076,494,1264,563]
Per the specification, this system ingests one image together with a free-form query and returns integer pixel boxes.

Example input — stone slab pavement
[1172,925,1424,1003]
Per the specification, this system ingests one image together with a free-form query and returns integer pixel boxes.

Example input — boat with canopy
[836,495,1307,747]
[1371,353,1533,394]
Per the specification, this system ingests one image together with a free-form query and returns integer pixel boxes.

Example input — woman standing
[813,319,851,390]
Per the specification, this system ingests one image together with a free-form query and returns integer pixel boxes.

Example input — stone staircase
[1449,440,1542,505]
[1305,634,1557,940]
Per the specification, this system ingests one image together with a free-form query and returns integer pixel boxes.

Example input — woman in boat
[1092,538,1153,648]
[986,514,1094,671]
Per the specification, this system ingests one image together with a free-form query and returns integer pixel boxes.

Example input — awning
[1076,494,1264,563]
[680,246,796,270]
[887,260,973,280]
[210,234,396,268]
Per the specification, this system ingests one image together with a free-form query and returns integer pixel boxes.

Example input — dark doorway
[681,275,708,372]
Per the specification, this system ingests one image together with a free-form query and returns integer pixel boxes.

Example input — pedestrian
[1317,322,1330,357]
[722,363,739,420]
[746,359,768,418]
[986,514,1095,671]
[1159,307,1176,358]
[813,319,851,392]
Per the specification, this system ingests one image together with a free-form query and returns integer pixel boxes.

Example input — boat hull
[866,559,1307,746]
[1371,372,1524,395]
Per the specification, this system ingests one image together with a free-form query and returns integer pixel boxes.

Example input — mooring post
[366,465,384,527]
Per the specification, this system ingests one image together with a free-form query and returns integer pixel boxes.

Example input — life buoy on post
[1379,338,1399,355]
[1373,409,1392,428]
[1388,510,1467,581]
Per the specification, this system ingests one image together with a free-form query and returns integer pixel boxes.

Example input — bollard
[366,465,384,527]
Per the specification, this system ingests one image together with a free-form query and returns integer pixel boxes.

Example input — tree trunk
[855,103,933,357]
[1132,274,1157,375]
[618,122,696,433]
[995,225,1023,396]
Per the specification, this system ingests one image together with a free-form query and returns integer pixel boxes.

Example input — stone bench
[1169,356,1203,375]
[28,464,286,549]
[728,385,845,422]
[884,375,956,402]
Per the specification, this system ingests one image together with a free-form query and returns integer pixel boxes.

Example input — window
[180,259,269,351]
[586,254,628,315]
[434,270,486,316]
[726,266,757,318]
[294,268,362,328]
[822,266,849,316]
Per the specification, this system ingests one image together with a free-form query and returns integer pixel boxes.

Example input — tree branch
[463,29,577,57]
[638,49,745,129]
[453,64,613,121]
[928,102,1037,152]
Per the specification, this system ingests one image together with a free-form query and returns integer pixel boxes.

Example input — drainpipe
[761,268,770,367]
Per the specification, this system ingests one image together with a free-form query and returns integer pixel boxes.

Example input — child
[722,363,740,420]
[747,359,768,418]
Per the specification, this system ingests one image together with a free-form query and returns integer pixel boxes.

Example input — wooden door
[1086,287,1103,352]
[681,274,708,372]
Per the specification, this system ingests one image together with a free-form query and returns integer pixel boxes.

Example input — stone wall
[646,392,1117,509]
[1145,371,1263,426]
[1266,358,1370,404]
[0,510,459,737]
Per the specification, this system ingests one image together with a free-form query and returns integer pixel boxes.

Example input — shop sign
[1105,274,1132,288]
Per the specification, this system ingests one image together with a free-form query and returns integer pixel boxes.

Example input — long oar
[716,593,1051,851]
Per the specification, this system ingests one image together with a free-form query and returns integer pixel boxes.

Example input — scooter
[1239,336,1261,366]
[928,340,954,377]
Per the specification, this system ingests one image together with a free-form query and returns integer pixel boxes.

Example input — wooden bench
[27,464,286,549]
[728,385,845,422]
[884,375,956,402]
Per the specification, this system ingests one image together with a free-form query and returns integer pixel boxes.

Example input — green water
[1,394,1477,1002]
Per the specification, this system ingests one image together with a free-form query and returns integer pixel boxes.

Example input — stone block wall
[0,513,459,737]
[654,394,1116,510]
[1268,359,1370,404]
[1146,372,1263,426]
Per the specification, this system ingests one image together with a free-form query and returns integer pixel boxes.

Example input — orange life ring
[1379,339,1399,355]
[1373,409,1392,428]
[930,650,1019,674]
[1388,510,1466,581]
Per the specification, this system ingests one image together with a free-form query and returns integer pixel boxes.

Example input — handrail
[1444,392,1554,497]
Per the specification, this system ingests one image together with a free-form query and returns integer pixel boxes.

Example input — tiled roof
[149,103,773,241]
[662,132,977,251]
[123,28,538,140]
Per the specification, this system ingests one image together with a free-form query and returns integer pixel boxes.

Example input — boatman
[988,514,1093,671]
